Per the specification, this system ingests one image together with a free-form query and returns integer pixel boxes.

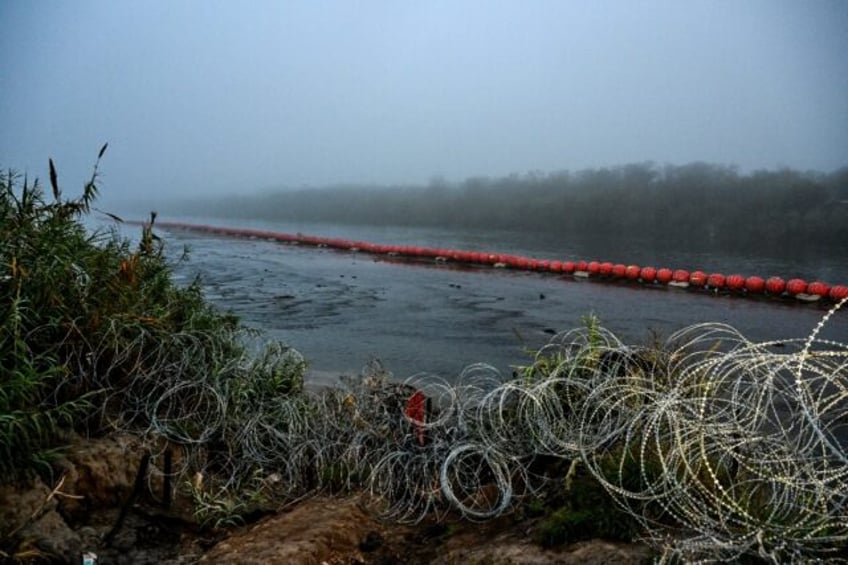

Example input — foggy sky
[1,1,847,205]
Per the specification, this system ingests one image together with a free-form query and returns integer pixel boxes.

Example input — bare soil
[0,434,650,564]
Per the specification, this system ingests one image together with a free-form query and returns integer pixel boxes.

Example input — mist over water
[170,162,848,275]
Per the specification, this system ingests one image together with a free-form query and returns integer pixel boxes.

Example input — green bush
[1,150,305,482]
[535,456,645,547]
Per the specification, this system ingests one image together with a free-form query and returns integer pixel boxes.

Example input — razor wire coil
[92,298,848,562]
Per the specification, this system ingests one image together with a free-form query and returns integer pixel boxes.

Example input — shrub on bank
[0,150,305,482]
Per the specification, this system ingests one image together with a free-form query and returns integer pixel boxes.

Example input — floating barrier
[139,221,846,305]
[707,272,724,288]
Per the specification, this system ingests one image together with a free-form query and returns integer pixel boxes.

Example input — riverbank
[6,310,847,563]
[1,436,651,564]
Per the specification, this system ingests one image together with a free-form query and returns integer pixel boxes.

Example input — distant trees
[178,162,848,253]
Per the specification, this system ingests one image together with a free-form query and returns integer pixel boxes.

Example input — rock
[358,531,383,552]
[201,497,373,564]
[196,495,651,565]
[561,539,652,564]
[30,507,83,560]
[0,477,54,534]
[53,434,147,522]
[0,477,82,561]
[437,537,651,564]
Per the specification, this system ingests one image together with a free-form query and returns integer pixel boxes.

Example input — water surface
[153,218,848,382]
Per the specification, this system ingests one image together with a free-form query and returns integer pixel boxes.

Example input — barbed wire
[67,298,847,561]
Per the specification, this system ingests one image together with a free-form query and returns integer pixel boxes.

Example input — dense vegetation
[0,150,305,482]
[179,162,848,251]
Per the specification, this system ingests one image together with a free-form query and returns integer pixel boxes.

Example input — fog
[1,1,847,211]
[178,163,848,257]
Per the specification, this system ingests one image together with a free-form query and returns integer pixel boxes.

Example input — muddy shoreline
[164,226,848,381]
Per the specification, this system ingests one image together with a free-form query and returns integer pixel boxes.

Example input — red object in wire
[405,391,427,446]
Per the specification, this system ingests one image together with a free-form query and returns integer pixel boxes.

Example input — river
[139,216,847,383]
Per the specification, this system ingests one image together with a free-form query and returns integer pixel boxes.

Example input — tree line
[176,162,848,252]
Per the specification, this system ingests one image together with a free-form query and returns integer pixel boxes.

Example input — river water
[140,217,847,383]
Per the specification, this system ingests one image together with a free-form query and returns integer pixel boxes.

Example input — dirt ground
[196,495,650,565]
[0,434,650,564]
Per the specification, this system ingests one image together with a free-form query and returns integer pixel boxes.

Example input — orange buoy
[562,261,576,273]
[673,269,690,283]
[587,261,601,275]
[550,260,563,273]
[656,268,673,284]
[576,260,588,272]
[829,285,848,300]
[765,277,786,295]
[612,264,627,278]
[640,266,657,282]
[745,276,765,293]
[726,274,745,290]
[689,271,707,287]
[786,279,807,296]
[599,262,614,276]
[707,273,725,288]
[806,281,830,297]
[625,265,641,280]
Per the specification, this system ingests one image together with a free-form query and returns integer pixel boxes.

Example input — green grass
[1,149,305,484]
